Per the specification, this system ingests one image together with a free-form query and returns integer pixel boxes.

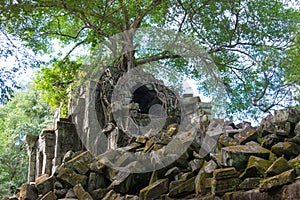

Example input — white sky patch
[183,79,212,102]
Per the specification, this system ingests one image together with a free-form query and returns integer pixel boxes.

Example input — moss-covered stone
[90,188,107,200]
[36,174,55,195]
[266,157,292,177]
[195,162,213,195]
[239,178,261,190]
[259,169,296,192]
[169,176,196,198]
[290,158,300,167]
[164,167,181,181]
[218,135,238,147]
[211,177,240,196]
[271,142,300,158]
[87,172,109,192]
[73,184,93,200]
[210,152,224,167]
[39,191,57,200]
[234,128,257,145]
[139,179,169,200]
[188,159,204,172]
[102,190,121,200]
[222,145,270,169]
[240,156,271,179]
[56,167,88,187]
[213,167,238,180]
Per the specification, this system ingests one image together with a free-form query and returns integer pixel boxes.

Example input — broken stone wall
[25,118,83,183]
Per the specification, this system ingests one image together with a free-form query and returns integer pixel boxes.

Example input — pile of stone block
[4,107,300,200]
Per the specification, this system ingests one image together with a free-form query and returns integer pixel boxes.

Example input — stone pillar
[37,129,55,176]
[53,119,83,171]
[25,134,38,183]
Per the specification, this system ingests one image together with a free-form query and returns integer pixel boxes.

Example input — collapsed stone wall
[6,107,300,200]
[25,117,84,183]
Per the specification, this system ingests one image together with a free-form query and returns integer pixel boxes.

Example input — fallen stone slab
[195,170,212,195]
[271,142,300,158]
[272,108,300,123]
[90,188,107,200]
[222,145,270,169]
[15,184,38,200]
[40,191,57,200]
[240,156,271,179]
[65,151,93,175]
[218,135,238,147]
[139,179,169,200]
[266,157,292,177]
[213,167,238,180]
[222,188,269,200]
[259,169,296,192]
[169,176,196,198]
[56,167,88,187]
[281,180,300,199]
[239,178,261,190]
[73,184,93,200]
[35,174,55,195]
[234,128,257,145]
[102,190,121,200]
[211,177,240,196]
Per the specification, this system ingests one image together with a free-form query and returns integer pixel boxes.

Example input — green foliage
[0,0,299,120]
[0,85,51,198]
[165,0,300,119]
[34,58,81,116]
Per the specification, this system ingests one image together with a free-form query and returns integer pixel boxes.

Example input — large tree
[1,0,299,121]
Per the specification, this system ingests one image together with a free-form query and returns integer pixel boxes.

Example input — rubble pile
[4,108,300,200]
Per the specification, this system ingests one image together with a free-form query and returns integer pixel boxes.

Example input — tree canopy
[0,0,299,119]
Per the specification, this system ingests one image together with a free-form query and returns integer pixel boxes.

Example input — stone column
[37,129,55,176]
[25,134,38,183]
[53,119,83,172]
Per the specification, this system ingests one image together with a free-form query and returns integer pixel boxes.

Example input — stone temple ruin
[24,75,212,184]
[7,70,300,200]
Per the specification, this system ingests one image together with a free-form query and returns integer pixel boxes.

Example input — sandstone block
[73,184,93,200]
[259,169,296,191]
[169,176,196,198]
[36,174,55,195]
[266,157,292,177]
[139,179,169,200]
[15,184,38,200]
[56,167,88,187]
[222,145,270,169]
[40,191,57,200]
[271,142,300,158]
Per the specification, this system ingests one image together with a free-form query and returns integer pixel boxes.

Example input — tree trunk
[95,50,181,150]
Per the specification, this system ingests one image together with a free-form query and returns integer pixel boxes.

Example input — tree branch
[131,0,163,29]
[62,40,87,60]
[136,54,182,66]
[118,0,130,30]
